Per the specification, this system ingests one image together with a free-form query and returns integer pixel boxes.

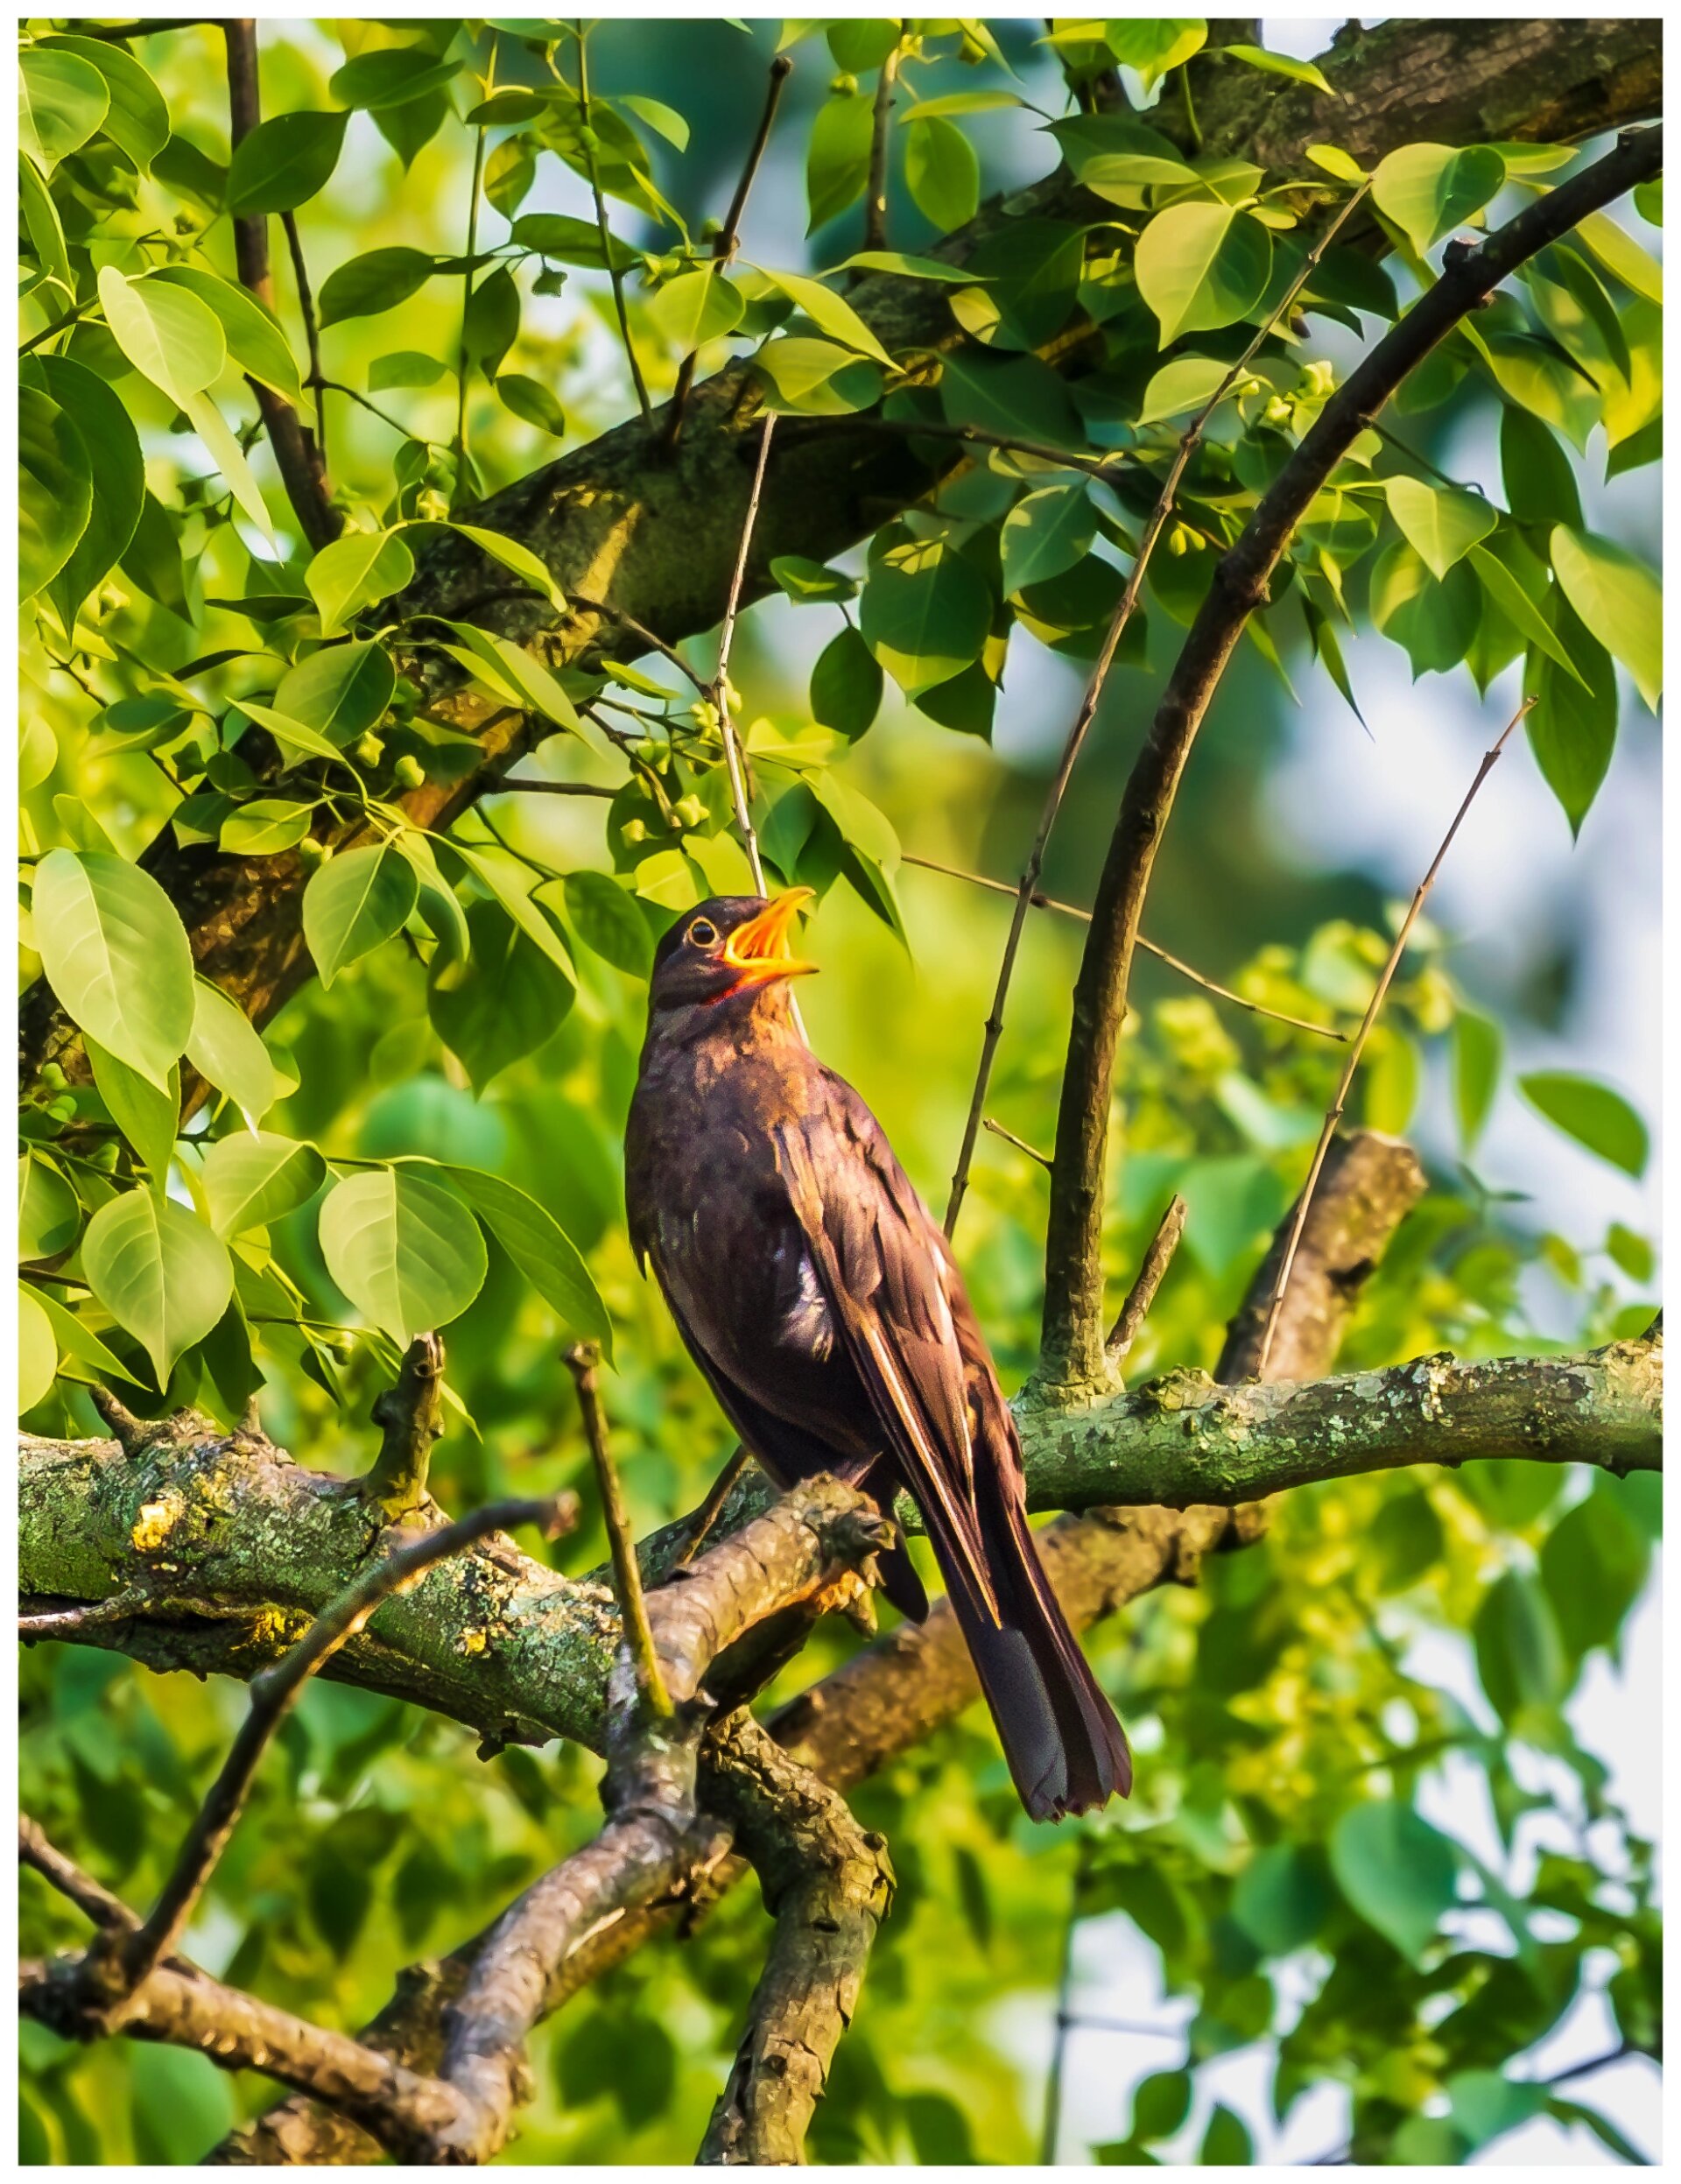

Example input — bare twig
[569,590,712,692]
[904,852,1347,1040]
[495,776,616,797]
[1039,129,1662,1387]
[575,18,651,425]
[279,209,326,463]
[79,16,208,37]
[21,1815,141,1936]
[810,411,1130,480]
[363,1332,446,1516]
[1255,701,1530,1375]
[1107,1194,1187,1365]
[566,1341,672,1721]
[942,181,1374,1243]
[102,1493,574,2011]
[665,54,792,450]
[713,412,779,896]
[19,1589,151,1637]
[672,1447,753,1569]
[863,45,900,251]
[453,67,491,506]
[221,20,338,550]
[983,1116,1052,1171]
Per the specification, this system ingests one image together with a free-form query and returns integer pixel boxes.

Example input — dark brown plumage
[625,891,1131,1820]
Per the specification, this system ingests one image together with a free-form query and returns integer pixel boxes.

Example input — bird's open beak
[722,887,818,988]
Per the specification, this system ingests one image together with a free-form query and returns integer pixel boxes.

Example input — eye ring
[687,916,718,948]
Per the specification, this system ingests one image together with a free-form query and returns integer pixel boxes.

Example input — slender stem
[1254,699,1530,1376]
[570,592,711,692]
[665,54,791,451]
[903,854,1347,1041]
[21,1815,144,1936]
[1107,1194,1187,1364]
[318,377,410,436]
[281,208,327,464]
[79,16,207,38]
[818,412,1130,481]
[576,18,651,425]
[713,413,778,897]
[111,1494,573,2001]
[453,96,490,507]
[18,306,88,356]
[566,1343,672,1721]
[496,778,615,798]
[864,46,900,251]
[983,1117,1052,1171]
[941,179,1373,1246]
[1040,1840,1087,2164]
[672,1448,752,1569]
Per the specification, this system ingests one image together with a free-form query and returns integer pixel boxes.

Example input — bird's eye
[687,917,718,948]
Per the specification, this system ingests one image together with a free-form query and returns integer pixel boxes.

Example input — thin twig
[221,19,338,549]
[983,1117,1052,1172]
[1255,698,1531,1376]
[21,1815,143,1935]
[495,777,616,798]
[79,16,207,37]
[19,1590,151,1638]
[672,1448,752,1569]
[1107,1194,1187,1364]
[570,591,712,692]
[713,412,778,898]
[941,179,1374,1244]
[575,18,651,425]
[566,1342,673,1721]
[105,1493,574,2004]
[665,54,791,450]
[904,853,1347,1040]
[453,84,491,508]
[863,46,900,251]
[281,209,327,465]
[821,412,1130,481]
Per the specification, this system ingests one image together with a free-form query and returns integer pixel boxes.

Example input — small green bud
[415,487,450,523]
[830,71,857,95]
[622,818,649,845]
[48,1095,78,1123]
[393,754,426,790]
[575,123,600,151]
[88,1139,121,1172]
[355,732,385,767]
[39,1063,67,1092]
[1263,394,1291,426]
[674,794,707,829]
[1166,525,1190,558]
[298,836,328,868]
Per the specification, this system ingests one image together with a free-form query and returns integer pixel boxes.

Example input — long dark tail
[930,1472,1131,1821]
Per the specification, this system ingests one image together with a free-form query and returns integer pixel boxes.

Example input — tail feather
[924,1480,1131,1820]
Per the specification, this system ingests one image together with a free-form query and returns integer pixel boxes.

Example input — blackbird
[626,889,1131,1819]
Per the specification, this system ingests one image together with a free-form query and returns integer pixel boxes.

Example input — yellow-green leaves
[1329,1801,1459,1963]
[306,528,415,636]
[860,528,991,698]
[1001,486,1094,596]
[18,46,109,168]
[81,1191,234,1389]
[1372,142,1504,254]
[225,109,346,215]
[32,849,194,1089]
[761,269,892,365]
[18,385,90,603]
[647,265,744,351]
[1519,1072,1649,1176]
[302,842,418,988]
[1382,477,1497,580]
[1135,204,1272,345]
[318,1166,488,1345]
[97,266,225,406]
[1548,526,1662,709]
[202,1133,327,1237]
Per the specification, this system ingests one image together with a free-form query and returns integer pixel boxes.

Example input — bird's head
[647,889,818,1020]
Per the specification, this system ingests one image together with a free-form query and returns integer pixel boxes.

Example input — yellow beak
[722,887,818,988]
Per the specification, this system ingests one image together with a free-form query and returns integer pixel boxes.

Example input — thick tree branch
[1037,123,1664,1389]
[16,17,1658,1102]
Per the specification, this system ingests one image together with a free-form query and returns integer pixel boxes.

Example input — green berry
[39,1063,67,1092]
[48,1095,78,1123]
[830,71,857,95]
[393,754,426,791]
[355,732,385,766]
[622,818,649,846]
[674,794,707,829]
[298,837,328,869]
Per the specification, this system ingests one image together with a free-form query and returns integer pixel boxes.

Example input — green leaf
[1540,1485,1649,1662]
[462,264,519,375]
[18,385,92,605]
[182,387,276,539]
[1129,2068,1192,2143]
[18,46,109,167]
[559,870,653,977]
[445,842,577,977]
[1572,209,1663,304]
[770,554,858,605]
[32,849,194,1089]
[1474,1568,1569,1723]
[1548,525,1661,710]
[372,349,448,390]
[41,32,170,169]
[202,1131,327,1237]
[319,246,435,327]
[306,529,415,637]
[1479,331,1599,453]
[1524,592,1617,835]
[828,250,984,283]
[752,337,883,416]
[231,697,355,772]
[97,267,226,407]
[446,525,567,616]
[1452,1009,1502,1150]
[811,625,883,738]
[1372,142,1504,254]
[761,269,891,366]
[82,1190,233,1389]
[130,2036,236,2166]
[327,45,460,112]
[186,978,277,1118]
[1221,43,1334,95]
[30,356,146,629]
[1518,1071,1647,1176]
[647,266,744,352]
[904,114,980,233]
[29,1281,144,1390]
[226,109,347,215]
[274,640,395,746]
[1135,204,1272,345]
[19,1152,81,1260]
[860,529,992,699]
[1199,2104,1253,2166]
[1103,18,1206,88]
[1383,476,1497,580]
[303,843,418,987]
[1231,1845,1332,1957]
[1446,2072,1547,2154]
[1329,1800,1459,1962]
[1467,544,1587,687]
[87,1041,179,1190]
[1048,112,1197,196]
[805,88,874,234]
[440,1165,611,1351]
[151,265,309,408]
[19,148,71,294]
[19,1285,57,1411]
[437,623,612,761]
[1368,540,1481,677]
[429,898,573,1091]
[496,372,567,436]
[1135,356,1232,427]
[1001,485,1094,596]
[511,211,638,272]
[318,1166,489,1345]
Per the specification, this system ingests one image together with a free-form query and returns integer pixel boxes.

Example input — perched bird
[626,889,1131,1819]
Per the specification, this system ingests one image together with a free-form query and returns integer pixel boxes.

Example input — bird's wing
[772,1089,1002,1627]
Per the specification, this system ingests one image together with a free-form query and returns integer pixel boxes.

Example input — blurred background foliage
[19,14,1660,2166]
